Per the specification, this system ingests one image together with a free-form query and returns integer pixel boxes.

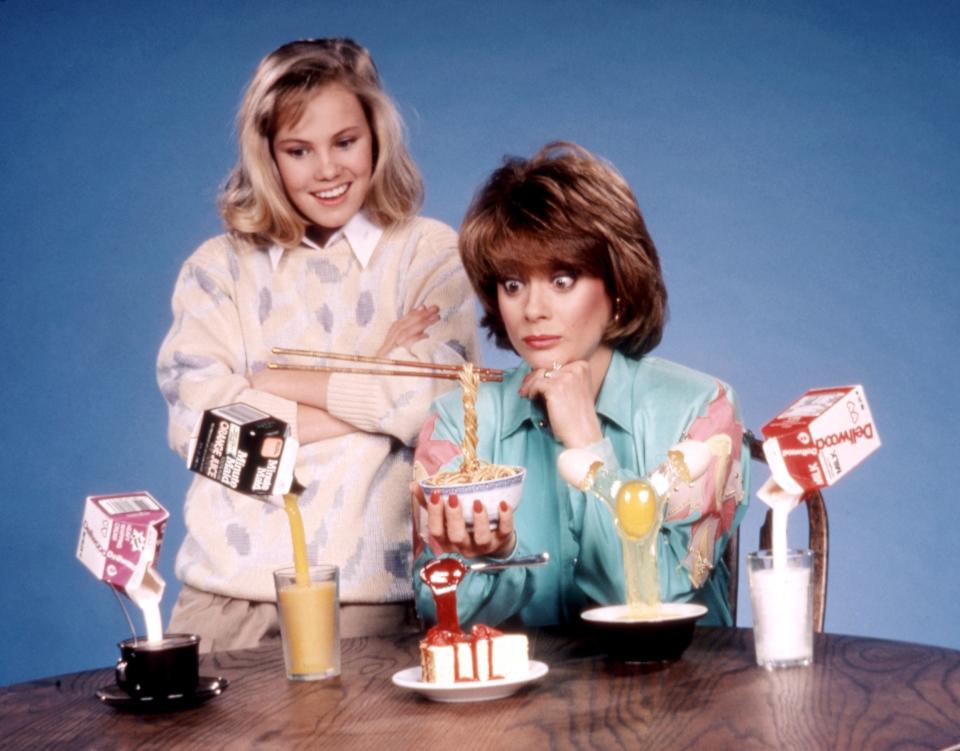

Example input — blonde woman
[158,39,477,651]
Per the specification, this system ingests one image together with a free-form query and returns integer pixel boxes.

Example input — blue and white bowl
[419,468,525,526]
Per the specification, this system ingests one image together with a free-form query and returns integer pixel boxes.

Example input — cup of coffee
[115,633,200,698]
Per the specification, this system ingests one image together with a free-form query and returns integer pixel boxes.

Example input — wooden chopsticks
[268,347,504,382]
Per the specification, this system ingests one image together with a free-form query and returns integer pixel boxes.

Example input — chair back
[722,432,829,632]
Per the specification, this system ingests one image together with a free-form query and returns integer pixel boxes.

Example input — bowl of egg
[580,602,708,663]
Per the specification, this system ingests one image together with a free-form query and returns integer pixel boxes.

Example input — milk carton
[761,385,880,494]
[188,403,299,497]
[76,492,168,592]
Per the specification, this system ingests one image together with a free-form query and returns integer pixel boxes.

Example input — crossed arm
[250,305,442,444]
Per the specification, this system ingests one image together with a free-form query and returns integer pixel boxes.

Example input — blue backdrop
[2,0,957,685]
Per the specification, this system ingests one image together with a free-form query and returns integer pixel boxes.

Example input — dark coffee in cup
[115,634,200,698]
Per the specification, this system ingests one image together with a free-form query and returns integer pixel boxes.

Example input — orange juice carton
[76,492,169,592]
[188,403,299,497]
[761,385,880,494]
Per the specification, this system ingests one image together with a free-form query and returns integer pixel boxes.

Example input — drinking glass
[747,549,813,669]
[274,564,340,680]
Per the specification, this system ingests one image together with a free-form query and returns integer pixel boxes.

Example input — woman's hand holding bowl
[417,485,516,558]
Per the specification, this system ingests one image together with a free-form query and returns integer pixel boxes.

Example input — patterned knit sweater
[157,215,478,603]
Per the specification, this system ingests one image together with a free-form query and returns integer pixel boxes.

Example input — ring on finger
[543,369,554,380]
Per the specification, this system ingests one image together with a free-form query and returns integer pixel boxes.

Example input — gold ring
[543,369,554,380]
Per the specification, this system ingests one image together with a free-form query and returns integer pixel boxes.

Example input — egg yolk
[615,480,657,539]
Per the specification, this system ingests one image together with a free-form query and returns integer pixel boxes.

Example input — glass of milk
[747,549,813,669]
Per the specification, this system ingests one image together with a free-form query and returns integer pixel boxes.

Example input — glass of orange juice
[273,564,340,680]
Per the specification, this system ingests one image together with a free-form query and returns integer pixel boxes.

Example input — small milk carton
[76,492,169,591]
[188,403,299,497]
[761,385,880,494]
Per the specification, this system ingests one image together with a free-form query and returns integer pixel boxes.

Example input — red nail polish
[500,501,509,512]
[448,495,459,509]
[430,490,441,505]
[473,500,483,514]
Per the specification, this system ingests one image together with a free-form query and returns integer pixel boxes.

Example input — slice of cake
[420,625,529,683]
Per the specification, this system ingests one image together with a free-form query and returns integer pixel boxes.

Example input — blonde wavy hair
[220,38,423,248]
[459,141,668,358]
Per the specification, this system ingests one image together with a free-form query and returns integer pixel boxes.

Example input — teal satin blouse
[412,351,750,628]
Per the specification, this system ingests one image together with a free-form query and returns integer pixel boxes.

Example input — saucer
[392,661,548,703]
[96,676,228,711]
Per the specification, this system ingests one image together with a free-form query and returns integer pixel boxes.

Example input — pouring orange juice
[274,493,340,680]
[187,404,340,680]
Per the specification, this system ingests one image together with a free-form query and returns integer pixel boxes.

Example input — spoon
[468,552,550,572]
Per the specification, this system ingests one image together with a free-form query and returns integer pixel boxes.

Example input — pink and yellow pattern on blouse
[411,413,462,558]
[664,384,745,587]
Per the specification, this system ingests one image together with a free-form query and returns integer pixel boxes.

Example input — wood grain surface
[2,628,958,750]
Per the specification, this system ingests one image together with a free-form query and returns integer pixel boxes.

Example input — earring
[613,296,622,323]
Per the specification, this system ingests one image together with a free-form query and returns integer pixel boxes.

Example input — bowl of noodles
[419,362,525,526]
[420,466,525,526]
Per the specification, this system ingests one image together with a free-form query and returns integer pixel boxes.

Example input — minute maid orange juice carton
[188,403,299,498]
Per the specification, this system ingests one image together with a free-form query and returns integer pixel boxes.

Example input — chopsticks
[268,347,504,382]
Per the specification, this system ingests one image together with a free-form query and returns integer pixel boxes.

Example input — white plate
[391,660,548,703]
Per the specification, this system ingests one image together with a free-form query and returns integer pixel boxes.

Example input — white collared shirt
[267,211,384,271]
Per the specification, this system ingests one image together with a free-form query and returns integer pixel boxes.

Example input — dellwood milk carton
[188,403,299,497]
[76,492,168,591]
[761,385,880,494]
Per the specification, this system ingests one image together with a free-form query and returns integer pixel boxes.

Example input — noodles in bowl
[420,363,525,526]
[420,468,526,526]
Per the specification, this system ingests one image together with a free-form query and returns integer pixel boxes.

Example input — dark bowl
[580,603,708,663]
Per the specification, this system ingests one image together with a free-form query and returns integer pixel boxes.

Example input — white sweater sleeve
[325,220,479,445]
[157,237,299,459]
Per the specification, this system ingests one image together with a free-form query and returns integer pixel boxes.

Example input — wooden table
[2,628,958,750]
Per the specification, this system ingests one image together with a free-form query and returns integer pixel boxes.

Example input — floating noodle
[426,363,520,485]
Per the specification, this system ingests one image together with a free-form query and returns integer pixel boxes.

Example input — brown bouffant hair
[458,141,668,358]
[220,38,423,248]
